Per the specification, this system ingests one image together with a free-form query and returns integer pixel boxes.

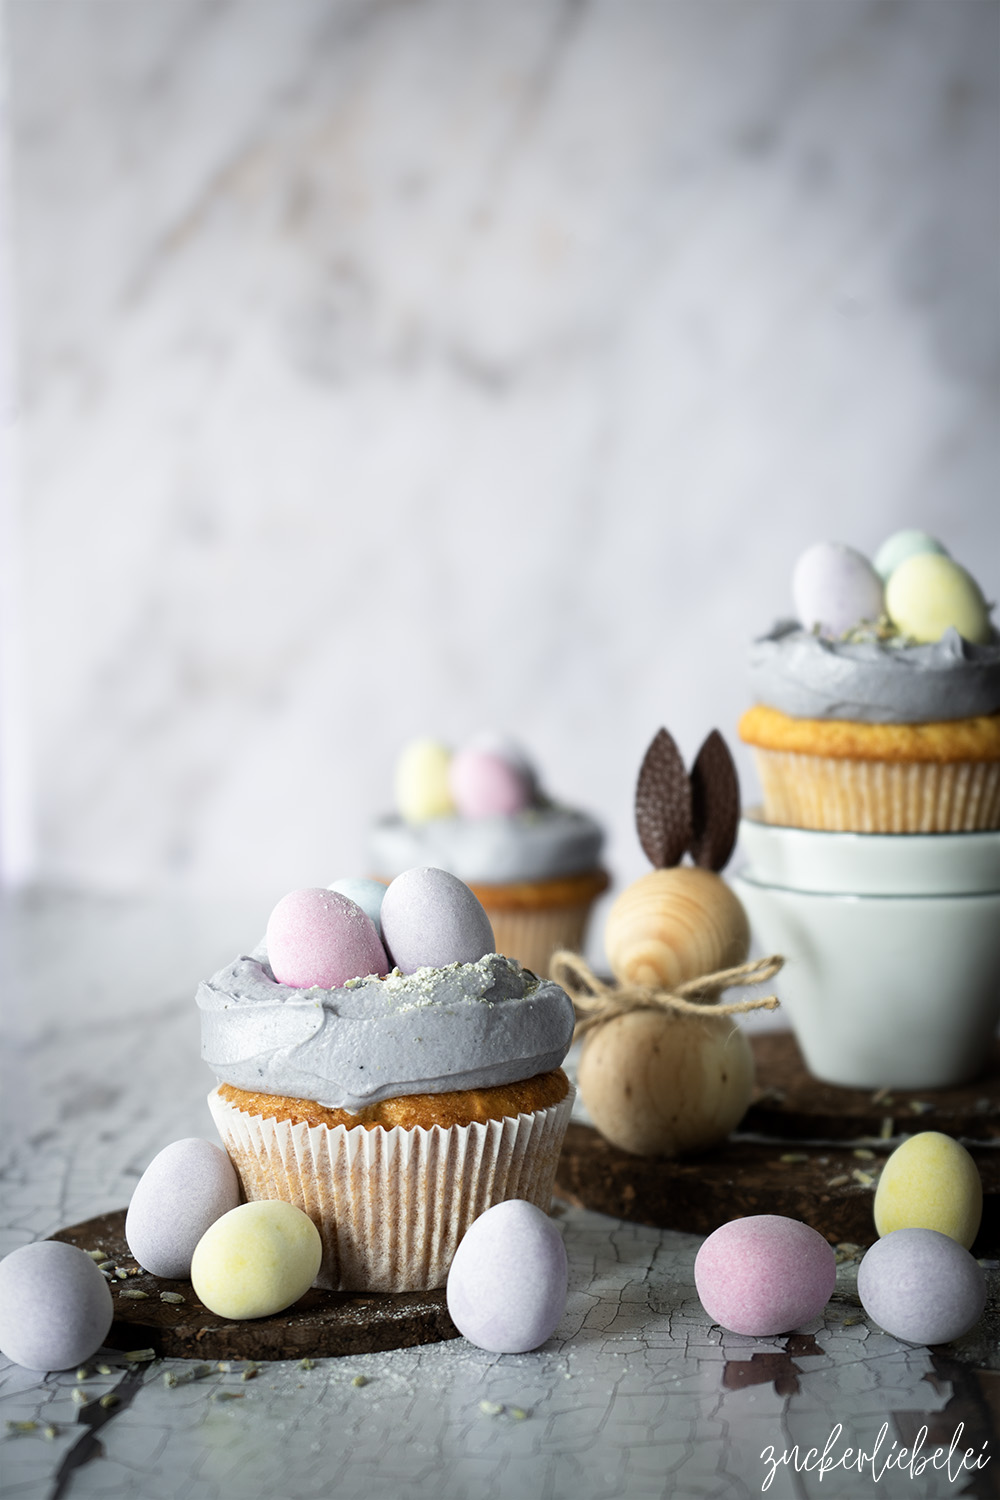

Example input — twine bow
[548,950,784,1040]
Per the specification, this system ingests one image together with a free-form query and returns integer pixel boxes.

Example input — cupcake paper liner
[207,1086,573,1293]
[485,903,596,978]
[753,750,1000,833]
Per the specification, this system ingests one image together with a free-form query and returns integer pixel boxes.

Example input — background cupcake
[739,533,1000,832]
[369,734,609,976]
[199,869,576,1292]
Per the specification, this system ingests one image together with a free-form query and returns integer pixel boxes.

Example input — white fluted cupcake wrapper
[207,1086,573,1293]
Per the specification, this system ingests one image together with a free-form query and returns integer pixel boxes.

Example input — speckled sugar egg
[792,541,885,637]
[873,529,947,582]
[874,1132,982,1250]
[395,738,456,822]
[327,876,388,938]
[266,887,389,989]
[885,551,991,644]
[694,1215,837,1336]
[449,744,533,818]
[0,1241,114,1371]
[446,1200,568,1353]
[125,1138,242,1279]
[191,1200,322,1320]
[380,866,495,974]
[857,1228,986,1345]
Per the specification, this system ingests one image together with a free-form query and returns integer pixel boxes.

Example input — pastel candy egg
[395,739,456,823]
[873,1132,982,1250]
[464,731,538,791]
[266,888,389,989]
[694,1215,836,1336]
[190,1200,322,1320]
[449,746,533,818]
[0,1241,114,1371]
[446,1200,568,1353]
[792,541,885,637]
[857,1228,986,1345]
[873,528,947,582]
[380,866,495,974]
[125,1138,241,1279]
[885,551,991,644]
[327,876,387,937]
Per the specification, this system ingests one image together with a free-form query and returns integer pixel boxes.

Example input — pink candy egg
[266,888,389,989]
[449,747,533,818]
[695,1215,837,1336]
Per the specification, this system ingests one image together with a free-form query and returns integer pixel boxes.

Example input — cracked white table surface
[2,891,997,1500]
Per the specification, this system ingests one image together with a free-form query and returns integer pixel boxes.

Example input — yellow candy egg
[885,552,991,645]
[191,1200,323,1320]
[873,1132,983,1250]
[394,739,456,823]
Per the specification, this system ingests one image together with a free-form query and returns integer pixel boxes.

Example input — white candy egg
[446,1200,568,1353]
[126,1137,241,1279]
[0,1241,114,1372]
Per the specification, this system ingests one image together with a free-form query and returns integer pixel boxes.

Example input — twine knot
[548,950,784,1039]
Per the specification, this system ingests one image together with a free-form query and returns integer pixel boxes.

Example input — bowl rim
[740,805,1000,846]
[732,869,1000,902]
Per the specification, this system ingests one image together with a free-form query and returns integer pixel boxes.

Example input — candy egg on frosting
[266,888,389,988]
[449,743,533,818]
[327,876,388,937]
[394,738,456,823]
[792,541,885,637]
[885,551,991,645]
[873,528,947,581]
[380,866,495,973]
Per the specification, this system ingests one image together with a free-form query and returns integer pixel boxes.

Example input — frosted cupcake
[739,535,1000,832]
[198,869,575,1292]
[369,734,609,975]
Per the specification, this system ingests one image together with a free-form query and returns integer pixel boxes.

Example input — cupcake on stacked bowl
[734,531,1000,1089]
[199,867,576,1293]
[369,734,609,978]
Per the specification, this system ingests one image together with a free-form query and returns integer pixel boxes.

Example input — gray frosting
[750,622,1000,724]
[369,804,605,883]
[197,950,575,1111]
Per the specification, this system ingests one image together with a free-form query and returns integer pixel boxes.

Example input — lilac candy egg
[695,1215,837,1336]
[857,1228,986,1345]
[380,866,495,974]
[447,1200,568,1353]
[449,746,533,818]
[266,888,389,989]
[126,1137,241,1279]
[0,1241,114,1371]
[792,541,884,638]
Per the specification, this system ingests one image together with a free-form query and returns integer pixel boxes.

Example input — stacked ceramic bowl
[733,810,1000,1090]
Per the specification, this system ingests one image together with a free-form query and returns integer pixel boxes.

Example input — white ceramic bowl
[738,808,1000,897]
[733,872,1000,1090]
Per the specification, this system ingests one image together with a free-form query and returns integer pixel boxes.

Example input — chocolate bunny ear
[689,729,740,871]
[635,728,692,869]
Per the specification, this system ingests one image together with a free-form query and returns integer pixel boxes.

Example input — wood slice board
[743,1032,1000,1143]
[52,1211,459,1362]
[555,1032,1000,1252]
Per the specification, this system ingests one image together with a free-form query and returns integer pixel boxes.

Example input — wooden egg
[577,1008,754,1157]
[604,867,750,990]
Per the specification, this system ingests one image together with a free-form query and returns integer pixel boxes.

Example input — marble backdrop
[2,0,998,934]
